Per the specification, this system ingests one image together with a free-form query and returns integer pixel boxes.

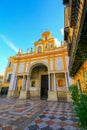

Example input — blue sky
[0,0,64,74]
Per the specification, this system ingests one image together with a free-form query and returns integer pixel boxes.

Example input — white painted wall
[18,63,24,73]
[25,63,29,73]
[55,58,64,70]
[9,63,17,90]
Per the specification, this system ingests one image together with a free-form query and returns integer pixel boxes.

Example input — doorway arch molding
[29,61,48,76]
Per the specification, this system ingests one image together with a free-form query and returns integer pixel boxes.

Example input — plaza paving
[0,98,80,130]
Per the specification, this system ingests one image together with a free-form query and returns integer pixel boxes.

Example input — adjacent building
[0,74,4,96]
[0,74,3,87]
[3,31,73,100]
[63,0,87,91]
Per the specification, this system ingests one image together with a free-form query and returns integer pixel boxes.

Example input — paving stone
[49,116,57,119]
[63,125,77,130]
[41,126,53,130]
[2,126,12,130]
[37,122,47,129]
[41,117,50,121]
[50,124,61,130]
[24,128,29,130]
[58,117,68,121]
[57,128,66,130]
[39,115,46,118]
[70,117,78,122]
[52,118,61,123]
[28,124,39,130]
[0,98,80,130]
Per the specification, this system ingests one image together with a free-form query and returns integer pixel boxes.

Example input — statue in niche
[31,81,35,87]
[38,46,42,53]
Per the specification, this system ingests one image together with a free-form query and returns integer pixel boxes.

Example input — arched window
[45,36,47,40]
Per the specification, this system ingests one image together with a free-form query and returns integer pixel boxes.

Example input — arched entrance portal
[30,63,48,99]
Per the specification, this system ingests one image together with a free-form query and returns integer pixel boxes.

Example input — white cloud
[54,38,61,47]
[0,34,18,53]
[60,28,64,36]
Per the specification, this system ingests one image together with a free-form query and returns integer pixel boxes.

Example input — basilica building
[3,31,73,101]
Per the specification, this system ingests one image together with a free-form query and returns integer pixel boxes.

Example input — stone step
[14,103,47,130]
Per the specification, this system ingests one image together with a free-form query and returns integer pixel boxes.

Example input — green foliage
[69,84,79,104]
[69,84,87,129]
[76,93,87,129]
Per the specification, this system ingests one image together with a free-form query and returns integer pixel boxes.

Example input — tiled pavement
[0,98,47,130]
[0,98,80,130]
[25,102,80,130]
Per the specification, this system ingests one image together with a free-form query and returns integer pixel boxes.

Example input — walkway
[0,98,80,130]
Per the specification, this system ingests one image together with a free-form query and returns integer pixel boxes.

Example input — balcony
[68,1,87,77]
[69,35,87,77]
[68,42,72,56]
[70,0,77,27]
[64,27,69,41]
[63,0,69,5]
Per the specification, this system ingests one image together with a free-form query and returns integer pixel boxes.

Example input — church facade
[3,31,73,101]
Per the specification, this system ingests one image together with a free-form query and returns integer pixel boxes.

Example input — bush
[76,93,87,129]
[69,84,79,104]
[69,84,87,129]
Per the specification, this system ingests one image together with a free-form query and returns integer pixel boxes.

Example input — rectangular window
[7,74,12,82]
[8,62,12,68]
[58,79,63,87]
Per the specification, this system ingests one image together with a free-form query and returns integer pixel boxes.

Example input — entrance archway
[30,63,48,99]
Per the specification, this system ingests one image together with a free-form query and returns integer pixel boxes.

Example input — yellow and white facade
[0,74,4,89]
[3,31,73,100]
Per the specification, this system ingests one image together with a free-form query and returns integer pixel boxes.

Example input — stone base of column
[30,90,40,100]
[47,91,58,101]
[7,90,18,98]
[19,90,30,99]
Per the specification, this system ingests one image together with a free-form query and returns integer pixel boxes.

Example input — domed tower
[42,31,51,40]
[34,31,56,53]
[42,31,56,50]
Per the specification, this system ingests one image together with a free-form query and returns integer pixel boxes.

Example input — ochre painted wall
[73,61,87,91]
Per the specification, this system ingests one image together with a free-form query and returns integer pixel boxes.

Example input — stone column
[19,75,30,99]
[54,73,56,91]
[65,72,72,102]
[11,76,18,97]
[22,75,26,90]
[48,73,57,101]
[48,74,50,91]
[26,75,30,90]
[65,72,68,91]
[13,76,17,90]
